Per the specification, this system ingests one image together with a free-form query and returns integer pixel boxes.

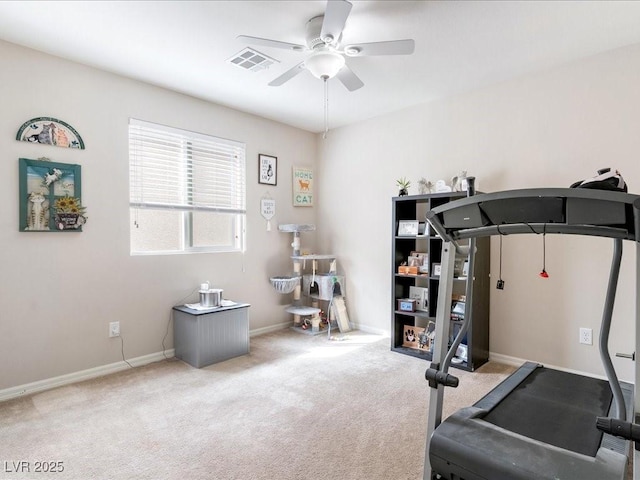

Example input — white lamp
[305,50,345,80]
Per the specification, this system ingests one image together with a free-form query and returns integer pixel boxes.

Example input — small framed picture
[403,324,427,350]
[432,263,442,277]
[409,286,429,312]
[258,154,277,185]
[462,260,469,277]
[397,298,416,312]
[398,220,419,236]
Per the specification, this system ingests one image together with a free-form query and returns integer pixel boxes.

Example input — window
[129,119,246,255]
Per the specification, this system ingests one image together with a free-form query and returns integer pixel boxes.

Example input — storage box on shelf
[391,192,490,371]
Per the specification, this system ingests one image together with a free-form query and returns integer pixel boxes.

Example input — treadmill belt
[482,367,613,457]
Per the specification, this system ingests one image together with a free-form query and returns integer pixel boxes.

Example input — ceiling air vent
[227,47,279,72]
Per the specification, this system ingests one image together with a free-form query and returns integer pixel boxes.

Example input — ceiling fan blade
[268,62,306,86]
[336,65,364,92]
[320,0,353,45]
[343,39,415,57]
[237,35,306,52]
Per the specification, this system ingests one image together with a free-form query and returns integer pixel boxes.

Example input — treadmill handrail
[427,187,640,243]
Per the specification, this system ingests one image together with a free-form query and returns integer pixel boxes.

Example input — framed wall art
[16,117,85,149]
[293,166,313,207]
[19,158,86,232]
[258,154,277,185]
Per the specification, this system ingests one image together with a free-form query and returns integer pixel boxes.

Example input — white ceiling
[2,1,640,133]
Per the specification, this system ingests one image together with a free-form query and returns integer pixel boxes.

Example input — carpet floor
[0,330,515,480]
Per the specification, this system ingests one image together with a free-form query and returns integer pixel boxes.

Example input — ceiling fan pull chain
[323,77,329,139]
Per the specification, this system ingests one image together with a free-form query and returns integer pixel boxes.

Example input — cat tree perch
[269,224,349,335]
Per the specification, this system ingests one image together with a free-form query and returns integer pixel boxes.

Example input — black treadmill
[422,187,640,480]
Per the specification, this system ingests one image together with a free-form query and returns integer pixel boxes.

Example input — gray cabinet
[173,303,250,368]
[391,193,490,371]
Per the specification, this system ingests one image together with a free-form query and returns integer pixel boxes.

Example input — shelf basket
[269,275,300,294]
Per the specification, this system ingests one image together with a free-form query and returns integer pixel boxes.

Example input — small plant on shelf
[397,177,411,196]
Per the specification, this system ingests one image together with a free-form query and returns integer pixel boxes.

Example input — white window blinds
[129,119,246,254]
[129,119,246,214]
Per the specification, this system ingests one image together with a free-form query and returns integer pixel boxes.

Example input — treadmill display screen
[479,196,565,225]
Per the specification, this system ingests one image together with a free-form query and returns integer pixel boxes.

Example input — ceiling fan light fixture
[305,50,345,79]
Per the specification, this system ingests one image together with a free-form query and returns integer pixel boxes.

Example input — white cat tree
[269,224,349,335]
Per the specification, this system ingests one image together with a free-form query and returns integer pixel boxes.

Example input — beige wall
[317,43,640,381]
[3,38,640,393]
[0,40,317,391]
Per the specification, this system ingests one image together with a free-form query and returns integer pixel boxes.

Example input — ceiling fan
[237,0,415,92]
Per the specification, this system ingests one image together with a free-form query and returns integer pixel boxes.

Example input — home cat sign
[293,166,313,207]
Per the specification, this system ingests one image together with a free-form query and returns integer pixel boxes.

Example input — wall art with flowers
[19,158,86,232]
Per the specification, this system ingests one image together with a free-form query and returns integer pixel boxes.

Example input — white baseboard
[249,321,389,338]
[0,349,175,403]
[489,352,610,381]
[487,352,527,368]
[1,323,306,403]
[351,322,389,337]
[249,322,290,337]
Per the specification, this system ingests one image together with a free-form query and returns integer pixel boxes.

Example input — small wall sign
[260,194,276,231]
[293,166,313,207]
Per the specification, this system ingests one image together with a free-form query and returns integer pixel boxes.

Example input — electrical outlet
[579,327,592,345]
[109,321,120,338]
